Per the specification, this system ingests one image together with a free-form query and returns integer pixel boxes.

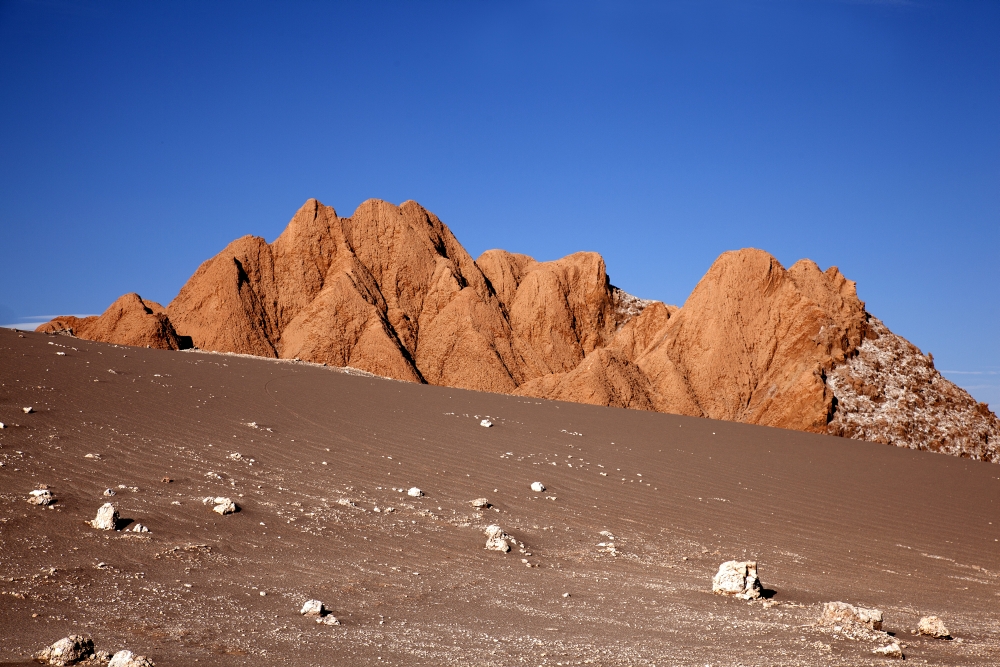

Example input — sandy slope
[1,327,998,666]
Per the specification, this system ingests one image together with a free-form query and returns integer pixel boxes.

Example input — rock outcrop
[37,198,1000,462]
[37,293,188,350]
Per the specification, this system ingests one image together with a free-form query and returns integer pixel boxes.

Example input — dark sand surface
[1,327,998,666]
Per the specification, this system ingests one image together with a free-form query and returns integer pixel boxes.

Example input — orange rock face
[36,293,186,350]
[36,198,1000,462]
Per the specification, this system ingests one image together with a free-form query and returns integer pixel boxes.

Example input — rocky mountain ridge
[38,198,999,462]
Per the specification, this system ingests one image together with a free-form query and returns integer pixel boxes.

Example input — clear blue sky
[1,1,997,406]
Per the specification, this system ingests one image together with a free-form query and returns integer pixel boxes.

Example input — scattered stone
[300,599,326,616]
[84,453,101,460]
[103,488,116,496]
[36,634,94,665]
[161,477,172,483]
[530,482,546,492]
[108,650,155,667]
[917,615,950,638]
[28,489,55,506]
[484,524,511,552]
[407,487,423,497]
[23,406,33,414]
[130,524,149,533]
[316,615,341,625]
[89,503,119,530]
[470,498,490,508]
[872,643,903,659]
[711,560,763,600]
[480,419,493,427]
[203,497,237,515]
[819,601,883,631]
[204,471,223,480]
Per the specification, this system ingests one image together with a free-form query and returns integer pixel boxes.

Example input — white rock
[131,524,149,533]
[89,503,119,530]
[484,524,511,552]
[0,421,5,428]
[300,599,325,616]
[818,601,883,631]
[103,488,116,496]
[407,487,423,497]
[108,650,155,667]
[530,482,545,492]
[480,419,493,427]
[316,615,341,625]
[56,351,66,356]
[23,406,33,414]
[872,643,903,659]
[36,634,94,665]
[211,497,237,515]
[711,560,763,600]
[28,489,55,506]
[917,615,950,638]
[470,498,490,508]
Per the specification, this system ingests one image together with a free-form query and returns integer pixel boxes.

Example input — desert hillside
[2,327,999,665]
[38,198,999,462]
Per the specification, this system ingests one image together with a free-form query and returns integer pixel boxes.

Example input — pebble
[103,488,116,496]
[470,498,490,508]
[872,643,903,659]
[917,615,950,639]
[480,419,493,427]
[108,649,156,667]
[89,503,119,530]
[484,525,511,552]
[407,487,423,497]
[206,497,237,515]
[22,406,33,414]
[530,482,545,492]
[130,524,149,533]
[27,489,55,506]
[300,599,326,616]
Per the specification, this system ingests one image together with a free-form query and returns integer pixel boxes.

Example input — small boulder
[130,524,149,533]
[480,419,493,427]
[872,643,903,659]
[36,635,94,665]
[917,615,950,639]
[407,487,423,497]
[712,560,763,600]
[28,489,55,506]
[819,601,883,631]
[203,496,237,515]
[484,524,511,552]
[470,498,490,509]
[300,599,326,616]
[103,488,116,496]
[89,503,118,530]
[108,650,155,667]
[530,482,545,492]
[316,615,341,625]
[23,406,33,414]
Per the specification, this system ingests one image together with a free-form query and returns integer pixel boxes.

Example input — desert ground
[2,326,999,666]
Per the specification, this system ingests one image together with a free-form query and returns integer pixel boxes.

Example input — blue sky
[1,0,997,406]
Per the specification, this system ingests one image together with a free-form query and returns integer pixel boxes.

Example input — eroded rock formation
[37,293,186,350]
[37,198,1000,462]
